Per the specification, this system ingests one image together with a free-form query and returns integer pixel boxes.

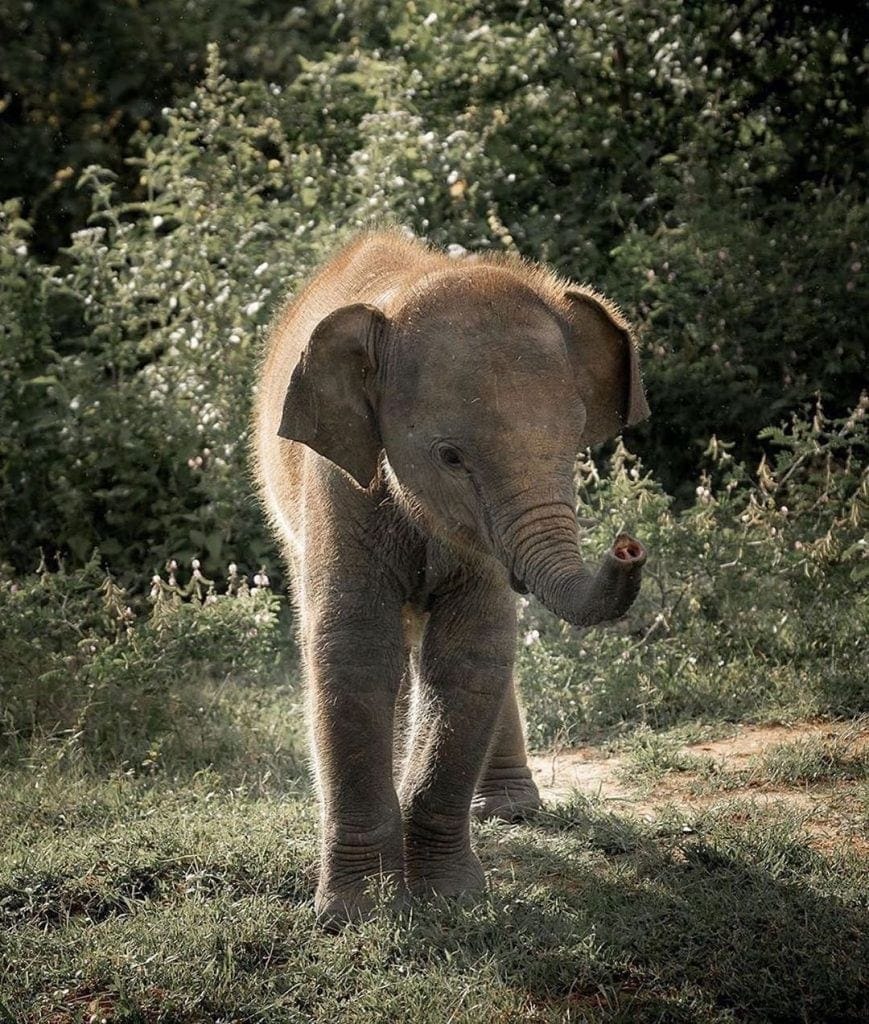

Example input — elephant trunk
[493,497,646,628]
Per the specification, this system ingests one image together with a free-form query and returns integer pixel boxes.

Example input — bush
[517,397,869,746]
[610,185,867,494]
[2,4,865,577]
[0,554,284,766]
[0,58,304,579]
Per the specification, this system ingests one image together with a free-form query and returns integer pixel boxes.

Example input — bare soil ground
[529,720,869,856]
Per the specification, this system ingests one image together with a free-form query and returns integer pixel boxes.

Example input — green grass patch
[1,762,867,1023]
[615,726,869,797]
[615,733,722,789]
[756,730,869,786]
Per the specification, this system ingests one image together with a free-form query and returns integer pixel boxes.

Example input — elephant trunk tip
[611,533,647,567]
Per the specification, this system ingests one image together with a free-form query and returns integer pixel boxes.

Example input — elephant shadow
[403,799,867,1023]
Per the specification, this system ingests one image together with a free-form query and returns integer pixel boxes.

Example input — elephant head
[278,265,648,627]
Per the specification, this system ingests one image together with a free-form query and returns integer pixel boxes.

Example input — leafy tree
[0,0,340,254]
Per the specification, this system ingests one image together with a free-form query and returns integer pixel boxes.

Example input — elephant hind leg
[472,681,542,822]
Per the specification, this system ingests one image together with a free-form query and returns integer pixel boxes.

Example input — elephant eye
[435,443,464,469]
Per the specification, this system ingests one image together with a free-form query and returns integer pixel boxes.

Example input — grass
[615,733,723,790]
[1,541,867,1022]
[2,701,867,1023]
[758,731,869,786]
[616,722,869,799]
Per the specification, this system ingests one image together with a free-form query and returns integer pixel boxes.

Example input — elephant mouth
[509,570,529,595]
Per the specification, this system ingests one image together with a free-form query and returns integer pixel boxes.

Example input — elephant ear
[278,303,387,489]
[563,286,649,446]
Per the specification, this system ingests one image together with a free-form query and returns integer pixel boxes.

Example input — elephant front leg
[306,608,406,928]
[399,579,515,898]
[472,681,542,822]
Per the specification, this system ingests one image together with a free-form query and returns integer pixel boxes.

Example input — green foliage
[610,189,867,491]
[0,0,340,254]
[0,56,304,577]
[1,3,866,576]
[0,554,284,766]
[518,397,869,746]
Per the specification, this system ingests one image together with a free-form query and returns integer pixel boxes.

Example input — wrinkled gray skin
[253,230,649,929]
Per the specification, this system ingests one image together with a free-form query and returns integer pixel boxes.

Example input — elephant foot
[316,816,406,930]
[405,849,486,900]
[315,873,407,931]
[471,776,542,822]
[403,803,486,900]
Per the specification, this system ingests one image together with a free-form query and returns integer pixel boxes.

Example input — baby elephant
[253,229,648,927]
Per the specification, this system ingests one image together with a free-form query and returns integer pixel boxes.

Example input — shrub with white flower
[516,400,867,747]
[0,553,284,764]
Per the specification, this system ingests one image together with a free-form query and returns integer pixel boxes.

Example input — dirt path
[528,720,869,855]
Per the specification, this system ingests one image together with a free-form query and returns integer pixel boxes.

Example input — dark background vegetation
[1,0,866,584]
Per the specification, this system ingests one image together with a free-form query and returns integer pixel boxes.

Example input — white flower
[245,300,262,317]
[423,11,438,25]
[152,215,164,229]
[253,262,269,277]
